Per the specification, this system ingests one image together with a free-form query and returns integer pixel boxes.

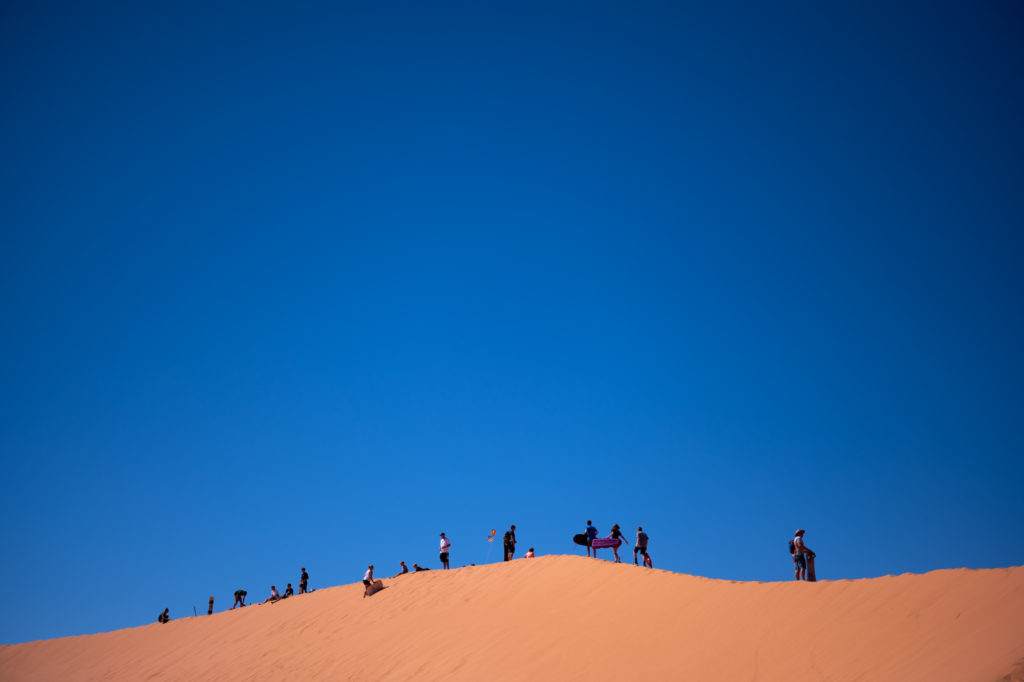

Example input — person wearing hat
[792,529,814,581]
[439,532,451,569]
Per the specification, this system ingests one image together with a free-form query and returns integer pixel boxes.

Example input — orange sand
[2,556,1023,681]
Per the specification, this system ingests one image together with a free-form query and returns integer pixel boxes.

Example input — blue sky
[2,1,1022,644]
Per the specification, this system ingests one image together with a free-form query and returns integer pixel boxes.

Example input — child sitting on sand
[525,548,535,558]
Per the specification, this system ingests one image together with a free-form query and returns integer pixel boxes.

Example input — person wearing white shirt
[439,532,452,569]
[362,565,375,598]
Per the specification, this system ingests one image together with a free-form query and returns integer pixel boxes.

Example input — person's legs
[633,547,640,565]
[794,553,806,580]
[613,545,620,563]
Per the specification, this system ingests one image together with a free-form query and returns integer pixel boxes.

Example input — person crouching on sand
[231,590,247,609]
[362,565,374,597]
[525,547,535,558]
[158,608,170,624]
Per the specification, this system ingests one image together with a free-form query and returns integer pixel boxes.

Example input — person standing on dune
[791,529,814,580]
[585,520,598,558]
[300,567,309,594]
[439,532,451,569]
[503,525,517,561]
[634,526,651,567]
[608,524,629,563]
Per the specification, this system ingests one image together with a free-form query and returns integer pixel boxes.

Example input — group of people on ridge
[583,520,653,567]
[160,526,820,620]
[240,567,310,606]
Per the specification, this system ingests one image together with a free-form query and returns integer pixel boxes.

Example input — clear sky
[2,1,1022,645]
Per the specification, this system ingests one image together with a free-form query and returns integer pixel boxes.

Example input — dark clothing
[362,579,372,586]
[610,527,624,540]
[284,586,294,597]
[440,552,449,564]
[158,611,170,624]
[300,570,309,594]
[503,529,516,561]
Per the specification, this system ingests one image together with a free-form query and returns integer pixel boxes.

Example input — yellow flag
[486,529,496,542]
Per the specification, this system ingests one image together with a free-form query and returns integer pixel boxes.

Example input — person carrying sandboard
[584,520,599,558]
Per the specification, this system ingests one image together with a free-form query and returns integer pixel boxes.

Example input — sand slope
[2,556,1023,681]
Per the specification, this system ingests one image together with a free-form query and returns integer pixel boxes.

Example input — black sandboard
[573,533,589,546]
[806,554,817,582]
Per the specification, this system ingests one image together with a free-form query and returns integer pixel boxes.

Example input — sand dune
[2,556,1023,681]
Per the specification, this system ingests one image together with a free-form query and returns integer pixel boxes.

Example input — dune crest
[2,556,1023,681]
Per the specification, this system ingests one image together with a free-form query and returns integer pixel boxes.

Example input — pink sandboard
[590,537,622,549]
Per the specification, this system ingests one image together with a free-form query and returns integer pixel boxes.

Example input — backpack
[788,539,796,554]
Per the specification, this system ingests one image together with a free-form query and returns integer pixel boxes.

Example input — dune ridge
[2,555,1023,681]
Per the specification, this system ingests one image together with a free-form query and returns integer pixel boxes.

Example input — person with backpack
[634,526,652,567]
[790,529,815,580]
[585,520,599,558]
